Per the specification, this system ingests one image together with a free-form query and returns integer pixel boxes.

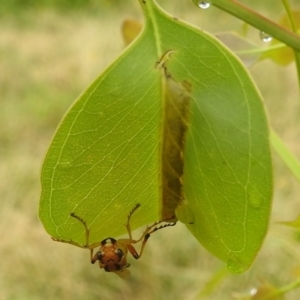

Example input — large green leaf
[39,0,272,272]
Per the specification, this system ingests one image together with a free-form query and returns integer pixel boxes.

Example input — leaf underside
[39,0,272,272]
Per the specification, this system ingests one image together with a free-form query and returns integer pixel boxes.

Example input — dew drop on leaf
[260,31,272,42]
[197,1,211,9]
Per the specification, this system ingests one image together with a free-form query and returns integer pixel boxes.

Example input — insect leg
[125,203,141,242]
[137,221,177,258]
[70,212,90,246]
[70,212,97,262]
[51,213,91,249]
[123,204,176,259]
[51,237,84,248]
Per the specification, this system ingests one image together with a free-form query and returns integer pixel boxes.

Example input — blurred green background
[1,0,300,299]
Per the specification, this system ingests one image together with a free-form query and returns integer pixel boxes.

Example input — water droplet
[198,1,211,9]
[250,288,258,296]
[260,31,272,42]
[227,254,247,273]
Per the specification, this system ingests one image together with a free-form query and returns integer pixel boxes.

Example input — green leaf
[39,0,272,272]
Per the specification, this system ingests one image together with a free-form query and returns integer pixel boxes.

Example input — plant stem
[277,278,300,295]
[281,0,300,93]
[281,0,297,31]
[235,43,285,55]
[192,0,300,52]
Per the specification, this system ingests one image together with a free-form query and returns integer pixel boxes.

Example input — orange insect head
[52,203,176,279]
[92,238,130,272]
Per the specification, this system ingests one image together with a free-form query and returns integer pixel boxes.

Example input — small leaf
[233,282,283,300]
[121,19,143,46]
[249,283,283,300]
[278,214,300,229]
[261,11,300,65]
[39,0,272,272]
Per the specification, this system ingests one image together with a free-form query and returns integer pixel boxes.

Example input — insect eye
[116,248,124,258]
[97,251,103,260]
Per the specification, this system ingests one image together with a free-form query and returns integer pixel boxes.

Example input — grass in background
[1,1,300,299]
[0,0,121,14]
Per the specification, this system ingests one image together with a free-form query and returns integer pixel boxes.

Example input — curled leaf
[39,0,272,272]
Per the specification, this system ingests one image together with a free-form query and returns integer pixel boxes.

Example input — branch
[192,0,300,52]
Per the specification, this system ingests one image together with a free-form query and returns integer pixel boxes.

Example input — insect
[53,203,176,279]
